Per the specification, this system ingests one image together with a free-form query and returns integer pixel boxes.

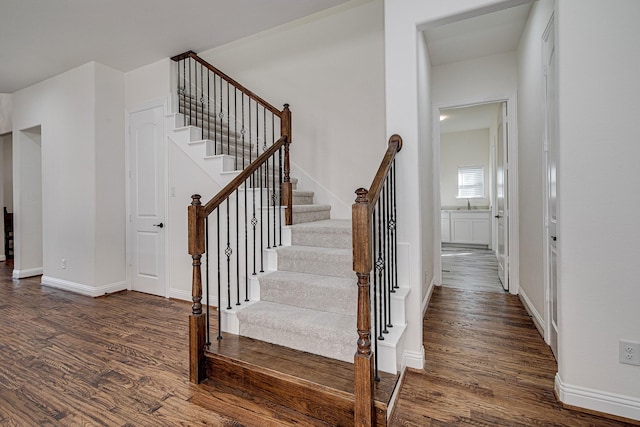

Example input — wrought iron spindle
[205,216,210,346]
[244,177,249,302]
[385,175,394,330]
[226,199,232,310]
[236,189,240,306]
[188,58,192,127]
[392,161,398,289]
[217,209,222,340]
[372,208,380,382]
[381,183,389,335]
[271,115,277,246]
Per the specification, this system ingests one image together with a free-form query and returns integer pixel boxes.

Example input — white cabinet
[441,210,491,246]
[441,212,451,242]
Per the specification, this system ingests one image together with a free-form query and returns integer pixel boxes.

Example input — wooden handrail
[352,134,403,427]
[171,51,282,116]
[203,135,288,216]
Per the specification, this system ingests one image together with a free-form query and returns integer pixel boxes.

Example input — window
[457,165,484,198]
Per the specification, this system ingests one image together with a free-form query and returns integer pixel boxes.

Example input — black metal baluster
[272,115,277,246]
[219,74,223,155]
[386,176,394,330]
[217,209,222,340]
[205,216,210,346]
[188,58,192,127]
[278,144,283,246]
[227,82,230,156]
[234,88,238,169]
[182,59,186,126]
[266,153,271,250]
[392,160,399,289]
[372,208,380,382]
[242,95,246,171]
[381,183,389,335]
[226,199,232,310]
[236,189,240,306]
[252,169,257,276]
[196,62,200,133]
[244,174,249,302]
[376,200,385,341]
[207,67,210,140]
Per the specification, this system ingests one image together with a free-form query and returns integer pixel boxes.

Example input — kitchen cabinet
[441,211,451,243]
[441,210,491,246]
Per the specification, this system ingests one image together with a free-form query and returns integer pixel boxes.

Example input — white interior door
[496,102,509,291]
[543,16,558,359]
[129,105,166,296]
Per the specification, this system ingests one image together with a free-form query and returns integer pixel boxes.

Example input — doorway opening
[13,126,43,279]
[436,100,513,294]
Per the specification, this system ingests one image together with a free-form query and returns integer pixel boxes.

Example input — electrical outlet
[61,258,67,269]
[619,340,640,366]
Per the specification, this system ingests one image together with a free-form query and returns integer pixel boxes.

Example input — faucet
[467,198,471,210]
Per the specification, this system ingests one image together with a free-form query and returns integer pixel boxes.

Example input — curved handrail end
[389,134,403,152]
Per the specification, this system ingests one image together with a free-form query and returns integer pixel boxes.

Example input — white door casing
[496,102,509,291]
[128,104,167,296]
[543,15,558,359]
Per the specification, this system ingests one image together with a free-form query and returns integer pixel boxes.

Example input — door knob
[494,215,502,219]
[153,222,164,228]
[551,235,557,241]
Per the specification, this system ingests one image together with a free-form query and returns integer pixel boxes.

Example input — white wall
[555,0,640,420]
[12,62,127,294]
[0,94,11,135]
[516,0,554,333]
[440,129,491,208]
[198,0,386,220]
[95,63,126,289]
[2,135,12,212]
[125,58,171,111]
[432,51,518,106]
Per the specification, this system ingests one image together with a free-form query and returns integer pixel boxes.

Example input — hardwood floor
[0,260,634,426]
[441,245,505,293]
[391,286,634,426]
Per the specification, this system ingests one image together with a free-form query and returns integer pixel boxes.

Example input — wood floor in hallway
[391,286,634,426]
[441,245,505,293]
[0,260,634,426]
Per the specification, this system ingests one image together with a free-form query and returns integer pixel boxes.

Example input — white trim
[12,267,42,279]
[41,276,127,297]
[433,94,519,296]
[0,255,5,261]
[169,288,192,302]
[422,276,435,316]
[401,346,425,371]
[519,287,544,337]
[125,98,170,298]
[555,373,640,422]
[386,364,407,420]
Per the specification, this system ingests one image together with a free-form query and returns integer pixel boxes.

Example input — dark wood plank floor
[391,286,633,426]
[0,260,634,426]
[441,245,505,293]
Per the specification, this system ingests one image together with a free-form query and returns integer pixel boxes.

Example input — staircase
[171,51,404,426]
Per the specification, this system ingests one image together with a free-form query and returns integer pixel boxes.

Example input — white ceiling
[440,103,502,134]
[428,1,532,134]
[0,0,350,93]
[424,2,532,67]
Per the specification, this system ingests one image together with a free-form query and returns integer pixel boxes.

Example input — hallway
[441,245,504,293]
[391,286,631,426]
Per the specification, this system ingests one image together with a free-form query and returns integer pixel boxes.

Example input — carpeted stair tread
[259,270,356,316]
[236,301,356,363]
[276,245,352,278]
[289,219,352,249]
[291,204,331,224]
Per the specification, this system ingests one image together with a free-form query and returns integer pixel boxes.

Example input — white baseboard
[41,276,127,297]
[518,287,545,337]
[422,276,435,316]
[13,267,43,279]
[555,373,640,422]
[0,255,5,262]
[169,288,193,302]
[401,346,425,371]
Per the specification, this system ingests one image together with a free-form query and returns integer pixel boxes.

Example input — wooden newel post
[352,188,374,427]
[281,104,293,225]
[188,194,207,383]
